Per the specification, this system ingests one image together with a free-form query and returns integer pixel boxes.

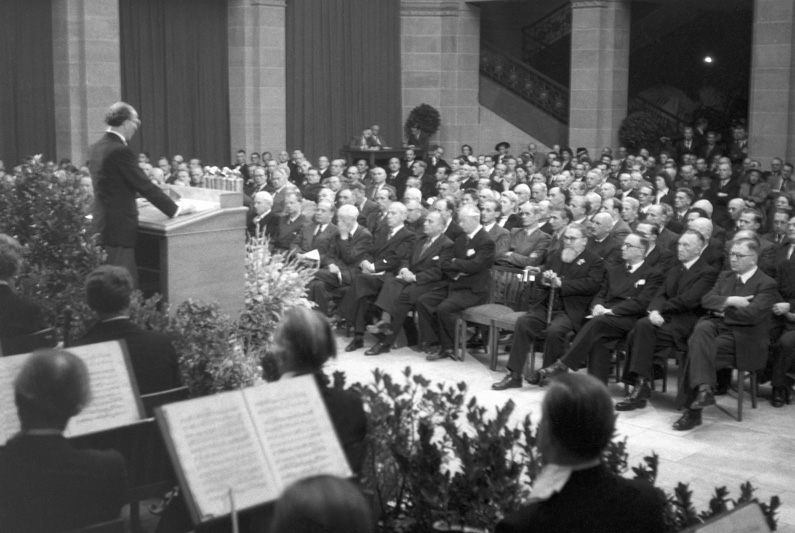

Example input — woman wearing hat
[494,141,511,163]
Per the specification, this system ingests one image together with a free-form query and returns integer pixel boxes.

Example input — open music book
[155,374,351,525]
[0,340,144,444]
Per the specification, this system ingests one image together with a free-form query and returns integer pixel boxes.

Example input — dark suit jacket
[721,237,776,278]
[419,172,437,200]
[385,235,455,304]
[701,238,726,271]
[356,199,380,223]
[290,222,339,263]
[700,144,724,163]
[528,249,605,333]
[592,261,664,317]
[649,256,719,350]
[247,210,279,241]
[496,464,665,533]
[445,228,495,294]
[366,226,416,274]
[327,225,374,285]
[645,245,678,272]
[0,285,46,341]
[586,234,622,267]
[272,214,307,251]
[72,319,181,395]
[657,227,680,251]
[88,133,178,247]
[609,219,632,242]
[444,221,465,243]
[486,223,511,258]
[386,170,410,200]
[701,268,779,370]
[0,433,127,533]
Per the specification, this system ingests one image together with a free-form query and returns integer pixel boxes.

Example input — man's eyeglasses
[621,243,644,249]
[729,252,754,259]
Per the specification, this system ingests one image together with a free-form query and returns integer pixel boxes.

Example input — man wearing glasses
[528,233,664,385]
[673,238,778,430]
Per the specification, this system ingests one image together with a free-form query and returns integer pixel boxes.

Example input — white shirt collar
[627,260,643,273]
[483,222,496,232]
[467,225,483,240]
[739,266,757,284]
[683,256,700,270]
[106,129,127,145]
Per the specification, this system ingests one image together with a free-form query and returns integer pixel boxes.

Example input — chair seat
[461,304,515,325]
[492,311,526,330]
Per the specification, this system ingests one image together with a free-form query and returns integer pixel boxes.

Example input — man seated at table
[0,234,47,343]
[0,349,128,533]
[72,265,181,395]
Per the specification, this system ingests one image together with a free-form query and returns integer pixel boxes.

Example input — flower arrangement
[404,103,442,139]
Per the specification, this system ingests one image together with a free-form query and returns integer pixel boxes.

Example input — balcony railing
[521,3,572,63]
[628,96,686,137]
[480,41,569,124]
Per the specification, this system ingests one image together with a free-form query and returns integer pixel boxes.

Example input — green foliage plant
[619,111,669,153]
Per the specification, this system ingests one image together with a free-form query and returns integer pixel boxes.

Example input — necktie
[789,244,794,260]
[314,225,321,236]
[421,238,433,254]
[777,234,783,244]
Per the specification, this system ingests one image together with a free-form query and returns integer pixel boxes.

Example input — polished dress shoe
[366,320,393,337]
[690,388,716,410]
[526,361,569,386]
[420,343,440,355]
[770,386,794,408]
[345,337,364,352]
[364,342,391,356]
[426,348,453,362]
[615,379,652,411]
[492,372,523,391]
[672,408,702,431]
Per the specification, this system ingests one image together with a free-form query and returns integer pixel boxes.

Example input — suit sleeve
[374,232,416,273]
[333,229,373,267]
[701,272,732,311]
[494,231,511,259]
[652,265,718,314]
[447,236,495,275]
[508,232,551,267]
[113,146,178,217]
[724,276,779,325]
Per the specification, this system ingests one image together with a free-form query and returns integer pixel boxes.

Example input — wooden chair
[70,419,176,532]
[0,327,58,356]
[454,266,531,368]
[61,517,125,533]
[722,369,759,422]
[141,386,190,418]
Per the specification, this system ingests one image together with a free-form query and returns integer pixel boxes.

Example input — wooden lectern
[136,185,247,318]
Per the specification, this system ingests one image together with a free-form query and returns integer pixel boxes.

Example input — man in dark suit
[618,231,718,411]
[290,199,339,264]
[496,374,666,533]
[637,222,678,272]
[673,238,778,430]
[88,102,190,287]
[498,203,551,268]
[416,205,495,360]
[0,234,46,342]
[271,192,307,252]
[364,167,396,202]
[307,205,373,316]
[770,255,795,407]
[72,265,180,394]
[247,191,279,241]
[340,202,416,351]
[481,199,511,259]
[493,224,605,390]
[712,161,741,227]
[350,182,379,224]
[699,131,724,165]
[530,232,665,384]
[0,349,128,532]
[385,157,410,200]
[645,205,680,251]
[364,211,454,355]
[432,197,465,243]
[601,197,632,242]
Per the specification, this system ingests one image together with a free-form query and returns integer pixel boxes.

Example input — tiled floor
[325,331,795,532]
[130,330,794,532]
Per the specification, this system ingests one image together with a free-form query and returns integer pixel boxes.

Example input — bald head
[688,217,713,240]
[692,199,714,218]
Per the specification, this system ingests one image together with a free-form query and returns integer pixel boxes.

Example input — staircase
[520,3,572,66]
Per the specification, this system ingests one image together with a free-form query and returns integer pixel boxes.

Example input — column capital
[401,0,460,17]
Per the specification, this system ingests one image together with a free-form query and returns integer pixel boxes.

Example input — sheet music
[64,341,142,437]
[160,392,278,520]
[0,353,32,444]
[243,375,352,489]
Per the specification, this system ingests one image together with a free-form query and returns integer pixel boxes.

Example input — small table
[344,148,426,167]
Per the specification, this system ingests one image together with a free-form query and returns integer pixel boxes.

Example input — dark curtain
[286,0,402,161]
[119,0,229,165]
[0,0,55,166]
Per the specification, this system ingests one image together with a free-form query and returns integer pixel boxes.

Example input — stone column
[52,0,122,164]
[568,0,630,155]
[748,0,795,166]
[228,0,286,159]
[401,0,481,156]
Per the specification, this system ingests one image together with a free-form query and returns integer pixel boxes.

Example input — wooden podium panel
[136,186,247,318]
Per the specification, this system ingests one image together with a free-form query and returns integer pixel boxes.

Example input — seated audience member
[687,214,726,271]
[270,475,374,533]
[301,167,323,202]
[493,224,604,390]
[0,349,128,533]
[367,188,395,236]
[585,213,622,267]
[247,191,279,240]
[0,235,47,342]
[530,233,664,385]
[271,192,307,252]
[645,205,680,251]
[481,199,511,259]
[771,250,795,407]
[340,203,415,351]
[618,231,718,411]
[308,205,373,316]
[499,190,522,230]
[268,167,290,216]
[416,205,495,360]
[349,182,379,223]
[404,199,426,234]
[290,199,339,264]
[364,211,454,355]
[72,266,180,394]
[764,209,789,245]
[635,222,678,272]
[496,373,665,533]
[432,197,465,242]
[674,238,778,431]
[498,203,551,268]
